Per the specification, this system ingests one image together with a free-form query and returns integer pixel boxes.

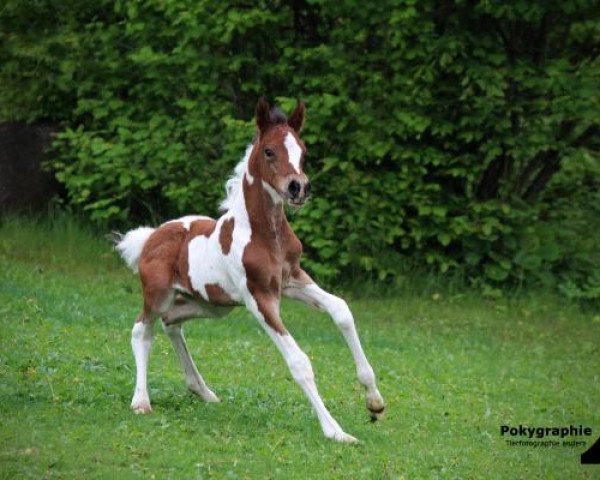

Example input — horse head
[249,97,311,207]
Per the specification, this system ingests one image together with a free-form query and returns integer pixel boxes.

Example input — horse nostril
[288,180,301,197]
[304,181,311,197]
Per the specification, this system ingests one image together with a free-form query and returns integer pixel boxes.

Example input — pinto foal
[116,98,384,442]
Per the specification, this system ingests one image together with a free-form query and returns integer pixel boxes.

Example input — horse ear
[288,100,305,132]
[256,97,271,134]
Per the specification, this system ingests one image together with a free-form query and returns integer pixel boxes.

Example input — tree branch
[475,152,510,201]
[572,125,599,148]
[522,151,559,203]
[534,13,550,66]
[512,151,547,196]
[521,124,598,202]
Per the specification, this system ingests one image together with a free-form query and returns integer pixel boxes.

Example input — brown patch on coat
[244,254,286,335]
[280,216,312,287]
[189,219,216,238]
[137,218,218,314]
[251,287,286,335]
[219,218,235,255]
[138,222,188,314]
[204,283,236,306]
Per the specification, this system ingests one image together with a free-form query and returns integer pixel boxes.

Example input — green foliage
[1,0,599,295]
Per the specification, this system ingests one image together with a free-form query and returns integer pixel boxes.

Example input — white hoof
[327,430,358,443]
[367,393,385,421]
[131,402,152,414]
[200,390,221,403]
[370,409,385,421]
[188,384,221,403]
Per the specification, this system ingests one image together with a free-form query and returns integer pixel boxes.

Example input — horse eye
[264,148,275,158]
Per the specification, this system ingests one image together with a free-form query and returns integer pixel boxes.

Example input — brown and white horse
[116,98,384,442]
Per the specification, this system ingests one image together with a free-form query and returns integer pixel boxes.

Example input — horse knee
[287,350,314,383]
[357,365,375,386]
[330,299,354,331]
[131,320,155,348]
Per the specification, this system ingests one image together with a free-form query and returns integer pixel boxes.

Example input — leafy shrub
[1,0,598,296]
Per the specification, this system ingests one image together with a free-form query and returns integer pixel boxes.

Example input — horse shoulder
[242,236,280,289]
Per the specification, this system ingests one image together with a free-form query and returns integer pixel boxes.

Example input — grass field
[1,216,599,479]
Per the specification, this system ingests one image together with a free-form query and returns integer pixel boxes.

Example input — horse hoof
[188,385,221,403]
[201,391,221,403]
[326,430,358,443]
[367,394,385,422]
[370,409,385,422]
[368,400,385,422]
[131,403,152,414]
[335,432,359,443]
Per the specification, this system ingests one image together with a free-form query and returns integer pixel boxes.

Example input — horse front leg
[243,290,357,443]
[283,275,385,420]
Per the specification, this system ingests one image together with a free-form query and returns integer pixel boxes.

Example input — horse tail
[113,227,155,273]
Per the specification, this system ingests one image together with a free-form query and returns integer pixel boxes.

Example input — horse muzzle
[286,178,311,206]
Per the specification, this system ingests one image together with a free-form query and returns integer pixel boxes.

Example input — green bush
[1,0,598,296]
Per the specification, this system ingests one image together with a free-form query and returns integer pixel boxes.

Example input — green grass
[1,216,599,479]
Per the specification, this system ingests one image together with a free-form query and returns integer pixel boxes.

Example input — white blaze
[284,132,302,174]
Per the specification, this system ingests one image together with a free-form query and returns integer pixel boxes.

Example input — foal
[116,98,384,442]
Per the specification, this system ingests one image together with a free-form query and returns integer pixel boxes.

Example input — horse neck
[239,172,286,246]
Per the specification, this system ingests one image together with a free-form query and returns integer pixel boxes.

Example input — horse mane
[219,105,287,213]
[219,143,254,212]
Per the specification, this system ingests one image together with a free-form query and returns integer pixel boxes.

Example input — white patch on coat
[262,180,282,204]
[187,142,256,305]
[284,132,302,174]
[187,206,250,305]
[164,215,211,230]
[116,227,155,273]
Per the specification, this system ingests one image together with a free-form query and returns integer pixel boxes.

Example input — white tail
[115,227,155,273]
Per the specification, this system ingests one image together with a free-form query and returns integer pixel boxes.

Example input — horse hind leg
[130,311,157,414]
[130,226,188,413]
[130,280,176,414]
[161,298,220,403]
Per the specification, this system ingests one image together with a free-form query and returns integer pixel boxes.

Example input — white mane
[219,144,254,212]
